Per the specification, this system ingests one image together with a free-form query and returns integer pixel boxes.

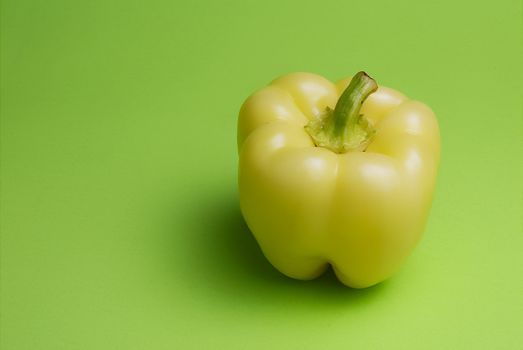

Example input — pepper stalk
[305,71,378,153]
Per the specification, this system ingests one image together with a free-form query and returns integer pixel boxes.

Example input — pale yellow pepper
[237,72,440,288]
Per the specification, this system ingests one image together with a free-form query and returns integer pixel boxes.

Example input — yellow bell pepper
[237,72,440,288]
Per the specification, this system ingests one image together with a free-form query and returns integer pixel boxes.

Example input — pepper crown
[305,71,378,153]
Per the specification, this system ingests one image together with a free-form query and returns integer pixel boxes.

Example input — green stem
[333,72,378,137]
[305,71,378,153]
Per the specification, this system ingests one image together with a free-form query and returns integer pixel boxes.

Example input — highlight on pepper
[237,71,440,288]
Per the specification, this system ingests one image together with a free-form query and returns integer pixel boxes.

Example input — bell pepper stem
[305,71,378,153]
[333,72,378,137]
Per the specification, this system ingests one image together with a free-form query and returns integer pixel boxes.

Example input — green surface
[1,0,522,348]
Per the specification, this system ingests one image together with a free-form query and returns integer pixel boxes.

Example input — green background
[1,0,522,348]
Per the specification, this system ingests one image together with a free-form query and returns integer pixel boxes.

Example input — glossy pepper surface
[237,72,440,288]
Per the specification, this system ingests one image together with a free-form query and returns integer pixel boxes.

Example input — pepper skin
[237,72,440,288]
